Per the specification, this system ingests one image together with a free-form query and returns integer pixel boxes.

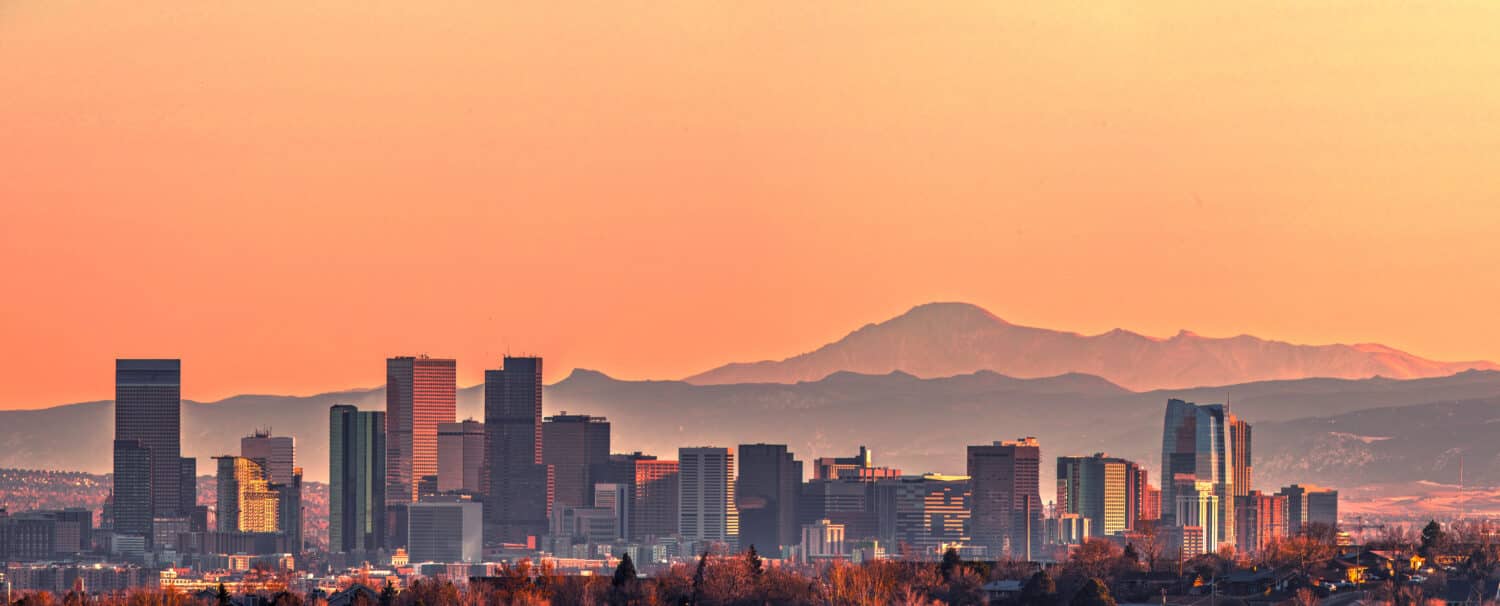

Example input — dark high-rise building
[179,457,198,515]
[542,414,611,509]
[484,357,552,544]
[1160,399,1244,548]
[438,420,485,495]
[113,359,183,547]
[386,356,457,505]
[330,405,386,553]
[1277,484,1338,534]
[737,444,803,552]
[801,479,879,543]
[967,438,1042,559]
[279,467,304,553]
[1056,453,1146,538]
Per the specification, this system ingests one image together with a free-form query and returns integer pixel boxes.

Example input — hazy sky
[3,2,1499,409]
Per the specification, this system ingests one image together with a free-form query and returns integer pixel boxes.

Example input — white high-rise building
[679,447,739,551]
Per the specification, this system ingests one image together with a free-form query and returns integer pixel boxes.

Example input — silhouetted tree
[1069,578,1117,606]
[216,582,232,606]
[379,579,397,606]
[1420,520,1444,558]
[1020,570,1060,606]
[746,544,764,576]
[941,547,963,581]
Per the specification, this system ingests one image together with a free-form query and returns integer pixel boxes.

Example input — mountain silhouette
[685,302,1499,390]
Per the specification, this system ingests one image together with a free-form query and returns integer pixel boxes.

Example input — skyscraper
[113,359,183,547]
[1160,399,1244,548]
[679,447,738,551]
[737,443,803,552]
[1175,480,1219,557]
[386,356,457,505]
[330,405,386,553]
[437,419,485,494]
[1277,484,1339,534]
[1056,453,1146,538]
[241,430,295,485]
[214,456,279,533]
[542,414,611,509]
[1235,490,1287,556]
[967,438,1042,559]
[1231,417,1252,497]
[240,429,301,552]
[484,357,552,544]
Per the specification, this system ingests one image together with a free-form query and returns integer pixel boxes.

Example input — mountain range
[686,302,1499,390]
[4,368,1499,515]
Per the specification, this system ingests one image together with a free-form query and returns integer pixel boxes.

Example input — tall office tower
[1277,484,1339,534]
[967,438,1042,559]
[631,458,680,541]
[1142,483,1161,522]
[179,457,198,514]
[386,356,457,505]
[330,405,387,553]
[737,444,803,552]
[1175,480,1220,557]
[813,446,901,481]
[241,429,301,549]
[113,359,183,547]
[241,430,296,485]
[484,357,552,543]
[1234,490,1287,556]
[1231,418,1252,497]
[1056,453,1145,538]
[437,420,485,494]
[408,497,483,564]
[542,414,611,509]
[679,447,739,550]
[880,474,971,556]
[279,467,304,553]
[1161,399,1242,548]
[214,456,280,533]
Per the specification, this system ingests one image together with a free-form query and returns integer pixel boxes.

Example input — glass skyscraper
[112,359,183,546]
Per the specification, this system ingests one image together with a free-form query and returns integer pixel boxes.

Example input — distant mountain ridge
[685,302,1499,390]
[5,368,1500,499]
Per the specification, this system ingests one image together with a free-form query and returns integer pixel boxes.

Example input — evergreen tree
[746,544,764,576]
[1420,520,1444,558]
[1020,570,1060,606]
[941,547,963,581]
[379,579,397,606]
[691,551,709,604]
[614,553,639,587]
[1070,578,1117,606]
[1122,542,1140,564]
[216,582,232,606]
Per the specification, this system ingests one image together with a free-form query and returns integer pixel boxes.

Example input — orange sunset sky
[2,3,1499,409]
